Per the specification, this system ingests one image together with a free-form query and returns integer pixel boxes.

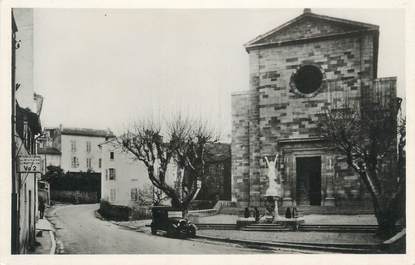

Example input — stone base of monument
[236,217,256,228]
[258,215,274,223]
[274,217,305,230]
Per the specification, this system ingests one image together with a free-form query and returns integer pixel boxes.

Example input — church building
[231,9,397,213]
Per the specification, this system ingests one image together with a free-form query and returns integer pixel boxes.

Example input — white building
[60,127,113,172]
[99,139,179,207]
[40,126,114,173]
[99,139,151,206]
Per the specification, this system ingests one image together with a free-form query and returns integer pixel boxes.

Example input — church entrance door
[296,156,321,206]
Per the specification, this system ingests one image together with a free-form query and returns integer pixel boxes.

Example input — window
[109,168,116,180]
[86,141,91,153]
[105,169,108,181]
[86,158,92,169]
[98,158,102,168]
[130,188,138,201]
[71,156,79,168]
[290,65,323,95]
[71,140,77,152]
[110,151,114,160]
[110,189,116,202]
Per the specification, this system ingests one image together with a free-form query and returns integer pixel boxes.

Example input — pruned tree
[151,186,168,206]
[318,96,405,237]
[118,116,217,216]
[131,184,168,206]
[169,116,218,213]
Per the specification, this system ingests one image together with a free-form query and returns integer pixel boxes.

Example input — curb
[94,210,105,220]
[196,234,381,254]
[49,231,56,254]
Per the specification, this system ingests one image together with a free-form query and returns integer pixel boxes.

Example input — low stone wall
[51,190,98,204]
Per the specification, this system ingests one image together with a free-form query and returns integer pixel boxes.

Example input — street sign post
[18,155,41,173]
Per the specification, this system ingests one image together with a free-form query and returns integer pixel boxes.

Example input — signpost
[18,155,41,173]
[17,155,41,247]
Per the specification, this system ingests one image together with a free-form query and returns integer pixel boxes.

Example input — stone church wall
[231,12,396,211]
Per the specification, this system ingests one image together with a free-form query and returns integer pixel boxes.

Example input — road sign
[18,155,41,173]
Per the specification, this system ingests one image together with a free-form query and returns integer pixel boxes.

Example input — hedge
[98,200,131,221]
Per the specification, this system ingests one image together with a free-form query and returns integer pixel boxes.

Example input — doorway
[296,156,321,206]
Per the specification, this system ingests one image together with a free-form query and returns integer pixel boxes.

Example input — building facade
[38,146,61,174]
[40,126,114,173]
[12,8,43,254]
[98,140,230,208]
[99,139,152,206]
[231,9,396,210]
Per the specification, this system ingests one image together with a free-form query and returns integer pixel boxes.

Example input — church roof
[245,9,379,51]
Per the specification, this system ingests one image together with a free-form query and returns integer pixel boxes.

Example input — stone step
[195,223,378,232]
[220,205,374,216]
[292,205,374,215]
[241,227,292,232]
[245,223,378,232]
[195,224,238,230]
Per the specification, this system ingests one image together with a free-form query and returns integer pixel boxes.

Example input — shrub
[99,200,131,221]
[130,205,152,220]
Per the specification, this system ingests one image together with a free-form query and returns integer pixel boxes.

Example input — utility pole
[11,11,18,254]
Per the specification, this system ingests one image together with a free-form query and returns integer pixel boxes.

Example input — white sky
[33,8,405,140]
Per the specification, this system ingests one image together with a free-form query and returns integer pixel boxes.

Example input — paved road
[47,204,294,254]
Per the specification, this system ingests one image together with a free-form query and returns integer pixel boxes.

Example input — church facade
[231,9,397,211]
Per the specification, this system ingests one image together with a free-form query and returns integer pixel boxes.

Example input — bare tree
[318,96,405,237]
[169,116,218,213]
[118,116,217,216]
[151,186,168,206]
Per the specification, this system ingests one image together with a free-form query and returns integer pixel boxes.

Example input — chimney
[303,8,311,14]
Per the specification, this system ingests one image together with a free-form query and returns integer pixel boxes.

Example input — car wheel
[188,225,196,237]
[166,227,175,237]
[151,228,157,235]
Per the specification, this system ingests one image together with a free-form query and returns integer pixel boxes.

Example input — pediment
[246,11,378,50]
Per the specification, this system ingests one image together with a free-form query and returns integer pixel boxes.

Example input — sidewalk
[197,214,377,225]
[29,215,56,254]
[113,219,150,233]
[110,213,381,247]
[197,230,382,245]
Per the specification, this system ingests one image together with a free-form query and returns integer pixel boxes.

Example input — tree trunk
[350,164,403,238]
[372,194,402,238]
[375,209,399,238]
[170,196,182,210]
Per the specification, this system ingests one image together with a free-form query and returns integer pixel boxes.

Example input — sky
[32,8,405,141]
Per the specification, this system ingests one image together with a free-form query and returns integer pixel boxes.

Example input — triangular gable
[245,10,378,50]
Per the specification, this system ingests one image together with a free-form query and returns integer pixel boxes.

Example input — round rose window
[291,65,323,95]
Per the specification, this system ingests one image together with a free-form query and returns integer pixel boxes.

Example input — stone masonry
[231,9,397,211]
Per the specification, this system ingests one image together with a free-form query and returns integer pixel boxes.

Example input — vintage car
[150,206,197,238]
